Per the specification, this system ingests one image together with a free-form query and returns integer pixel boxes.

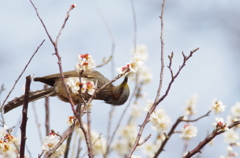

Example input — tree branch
[29,0,77,116]
[154,110,211,157]
[20,75,32,157]
[44,85,50,135]
[183,120,240,158]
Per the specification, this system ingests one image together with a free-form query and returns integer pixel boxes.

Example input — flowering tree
[0,0,240,158]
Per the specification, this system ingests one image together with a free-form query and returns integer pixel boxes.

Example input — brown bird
[4,70,130,113]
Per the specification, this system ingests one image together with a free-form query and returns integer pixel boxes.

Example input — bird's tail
[3,87,56,113]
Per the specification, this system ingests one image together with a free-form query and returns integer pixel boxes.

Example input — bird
[3,70,130,113]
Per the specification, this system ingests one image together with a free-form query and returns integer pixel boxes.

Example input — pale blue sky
[0,0,240,157]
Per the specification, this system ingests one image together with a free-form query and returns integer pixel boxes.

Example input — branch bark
[20,75,32,158]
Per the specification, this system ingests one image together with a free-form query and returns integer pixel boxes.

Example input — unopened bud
[71,4,76,8]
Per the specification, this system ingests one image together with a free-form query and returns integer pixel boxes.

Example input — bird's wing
[34,70,99,86]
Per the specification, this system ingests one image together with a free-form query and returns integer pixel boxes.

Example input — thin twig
[1,40,45,111]
[78,114,93,158]
[38,150,44,158]
[55,6,73,45]
[127,47,199,157]
[64,130,74,158]
[44,85,50,135]
[82,134,102,157]
[0,84,6,124]
[29,0,77,116]
[29,2,80,157]
[127,81,144,124]
[96,55,112,68]
[32,102,43,143]
[128,48,199,157]
[26,144,33,158]
[130,0,137,53]
[182,110,211,123]
[87,112,92,157]
[76,71,93,158]
[20,75,32,158]
[96,7,115,78]
[106,107,115,146]
[138,134,151,146]
[183,120,240,158]
[154,0,166,103]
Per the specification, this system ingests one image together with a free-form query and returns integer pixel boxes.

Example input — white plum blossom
[210,99,226,114]
[92,138,106,155]
[66,77,96,95]
[66,116,75,126]
[131,45,149,62]
[150,107,171,133]
[66,77,81,94]
[131,65,153,84]
[91,131,106,155]
[130,104,142,119]
[184,94,198,116]
[236,142,240,147]
[66,116,80,128]
[112,140,129,156]
[139,66,153,84]
[75,54,96,72]
[129,61,141,73]
[0,125,17,156]
[212,117,229,131]
[116,64,130,75]
[180,124,198,140]
[42,134,65,157]
[143,142,158,158]
[0,125,8,137]
[117,45,148,75]
[76,129,106,155]
[130,52,145,67]
[227,146,233,152]
[226,115,240,129]
[86,81,96,95]
[223,129,239,144]
[118,125,137,144]
[231,102,240,117]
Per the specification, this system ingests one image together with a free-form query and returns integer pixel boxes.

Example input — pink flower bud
[71,4,76,8]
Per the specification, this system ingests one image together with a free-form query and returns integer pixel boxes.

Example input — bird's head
[105,76,130,105]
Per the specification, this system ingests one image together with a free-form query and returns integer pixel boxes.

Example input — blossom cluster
[218,102,240,157]
[75,54,96,73]
[117,45,149,77]
[149,107,171,133]
[180,124,198,140]
[42,132,65,157]
[77,126,106,155]
[184,94,198,116]
[210,98,226,114]
[112,125,137,156]
[66,77,96,95]
[0,125,16,155]
[66,119,107,156]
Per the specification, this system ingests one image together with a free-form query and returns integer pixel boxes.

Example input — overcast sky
[0,0,240,157]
